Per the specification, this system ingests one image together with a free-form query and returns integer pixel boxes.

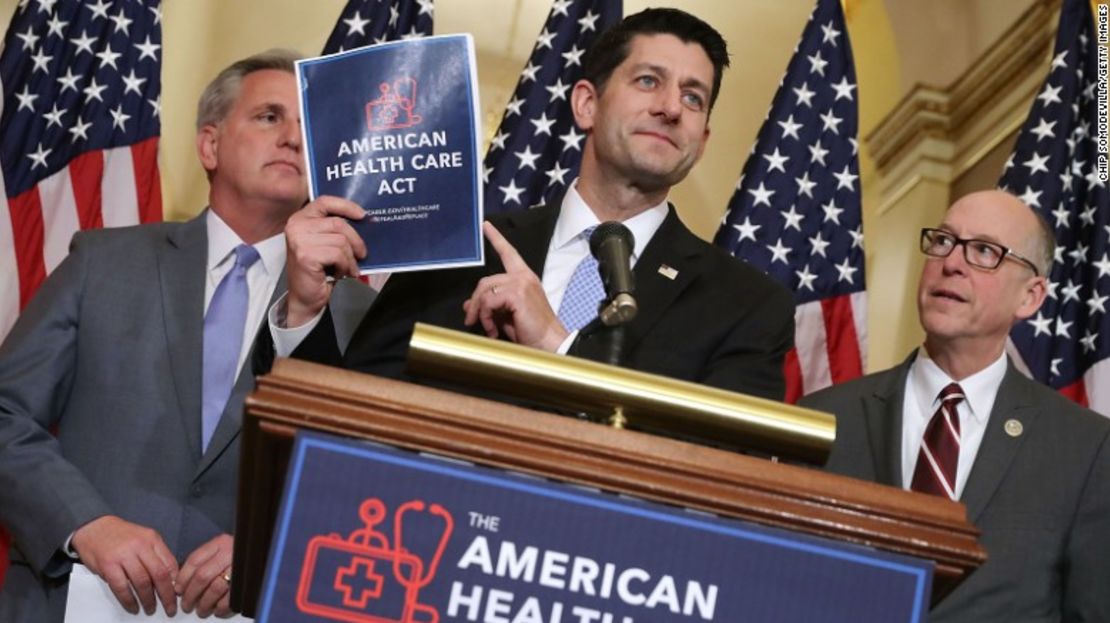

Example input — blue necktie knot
[232,244,261,272]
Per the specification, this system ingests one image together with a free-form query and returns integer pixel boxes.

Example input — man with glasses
[920,227,1043,276]
[801,190,1110,621]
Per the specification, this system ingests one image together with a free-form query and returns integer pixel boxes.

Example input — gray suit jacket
[0,213,280,622]
[800,354,1110,623]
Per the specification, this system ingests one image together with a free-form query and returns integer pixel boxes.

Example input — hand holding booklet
[296,35,485,275]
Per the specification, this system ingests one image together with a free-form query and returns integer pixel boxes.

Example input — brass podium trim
[408,323,835,463]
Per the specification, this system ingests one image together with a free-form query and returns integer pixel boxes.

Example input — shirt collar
[910,348,1008,424]
[205,208,286,276]
[551,180,668,260]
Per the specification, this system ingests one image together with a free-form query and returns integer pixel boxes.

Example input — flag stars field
[1003,0,1110,413]
[714,0,866,401]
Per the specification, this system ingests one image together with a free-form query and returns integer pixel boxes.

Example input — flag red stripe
[3,188,45,581]
[821,294,863,384]
[1058,378,1089,407]
[69,150,105,231]
[8,188,46,310]
[783,347,803,404]
[131,137,162,224]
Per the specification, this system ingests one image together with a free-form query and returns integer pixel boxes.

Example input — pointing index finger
[483,221,528,273]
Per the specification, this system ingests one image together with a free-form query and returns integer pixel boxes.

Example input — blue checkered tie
[557,227,606,331]
[201,244,260,451]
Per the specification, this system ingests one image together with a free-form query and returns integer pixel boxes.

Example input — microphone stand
[602,324,626,368]
[577,311,628,428]
[580,296,631,368]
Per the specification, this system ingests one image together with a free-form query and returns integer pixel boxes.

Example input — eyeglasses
[919,228,1040,276]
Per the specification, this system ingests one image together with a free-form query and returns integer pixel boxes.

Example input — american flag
[714,0,866,403]
[322,0,434,53]
[0,0,162,343]
[482,0,621,214]
[322,0,433,292]
[0,0,162,586]
[1003,0,1110,417]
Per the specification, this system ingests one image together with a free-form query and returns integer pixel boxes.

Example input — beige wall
[0,0,1054,371]
[885,0,1039,96]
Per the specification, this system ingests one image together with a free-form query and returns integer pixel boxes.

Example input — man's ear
[693,125,711,164]
[570,79,598,132]
[1014,275,1048,322]
[196,125,219,173]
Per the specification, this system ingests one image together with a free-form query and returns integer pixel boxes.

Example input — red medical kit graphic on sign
[366,77,423,131]
[297,498,453,623]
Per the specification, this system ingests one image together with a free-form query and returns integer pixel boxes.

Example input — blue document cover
[296,35,484,274]
[257,431,934,623]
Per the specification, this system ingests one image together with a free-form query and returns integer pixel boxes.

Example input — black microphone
[589,222,637,326]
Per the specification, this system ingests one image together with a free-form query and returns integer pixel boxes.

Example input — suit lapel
[499,202,559,277]
[959,363,1037,522]
[861,359,913,487]
[621,207,701,352]
[159,215,208,460]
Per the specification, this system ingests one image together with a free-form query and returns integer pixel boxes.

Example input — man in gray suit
[0,50,310,621]
[801,190,1110,622]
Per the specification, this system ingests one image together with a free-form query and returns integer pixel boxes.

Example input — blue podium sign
[296,35,484,274]
[258,432,932,623]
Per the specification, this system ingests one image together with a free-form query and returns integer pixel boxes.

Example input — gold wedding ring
[222,569,232,583]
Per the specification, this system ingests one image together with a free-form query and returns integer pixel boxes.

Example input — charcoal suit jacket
[800,354,1110,622]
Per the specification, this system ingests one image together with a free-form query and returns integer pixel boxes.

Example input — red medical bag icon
[297,498,453,623]
[366,77,423,131]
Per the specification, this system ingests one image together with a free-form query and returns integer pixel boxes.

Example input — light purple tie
[557,227,606,331]
[202,244,259,451]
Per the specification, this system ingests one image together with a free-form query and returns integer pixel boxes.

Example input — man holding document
[271,8,795,401]
[0,50,316,621]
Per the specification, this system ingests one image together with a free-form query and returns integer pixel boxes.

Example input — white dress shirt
[901,348,1008,498]
[269,180,668,357]
[205,209,286,376]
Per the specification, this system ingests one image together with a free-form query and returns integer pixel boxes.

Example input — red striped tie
[911,383,964,499]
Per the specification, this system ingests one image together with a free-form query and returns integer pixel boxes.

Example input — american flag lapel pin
[658,264,678,280]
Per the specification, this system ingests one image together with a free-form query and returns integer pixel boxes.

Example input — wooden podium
[230,357,984,618]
